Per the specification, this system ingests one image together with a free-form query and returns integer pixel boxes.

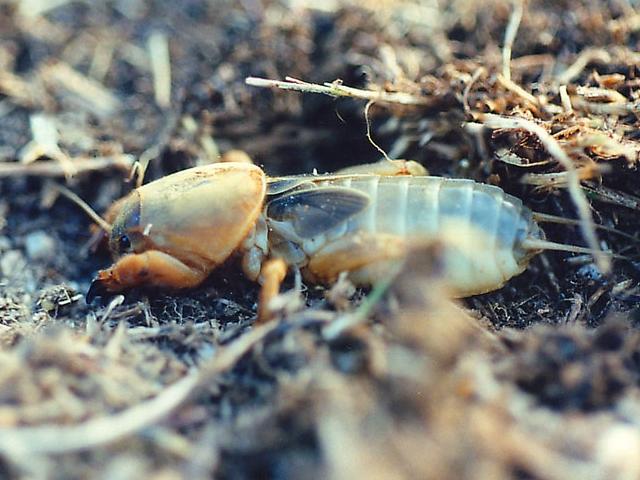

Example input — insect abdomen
[309,175,540,295]
[330,177,526,239]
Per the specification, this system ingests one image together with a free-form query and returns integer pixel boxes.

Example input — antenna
[54,184,112,233]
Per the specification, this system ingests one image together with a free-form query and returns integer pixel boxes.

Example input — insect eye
[118,235,132,252]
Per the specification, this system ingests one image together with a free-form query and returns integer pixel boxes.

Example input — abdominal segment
[296,176,535,296]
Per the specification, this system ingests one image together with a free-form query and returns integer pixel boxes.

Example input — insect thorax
[240,215,271,281]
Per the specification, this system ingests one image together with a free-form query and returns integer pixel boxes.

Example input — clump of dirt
[498,321,640,411]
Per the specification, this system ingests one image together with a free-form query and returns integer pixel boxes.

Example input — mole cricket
[86,159,616,314]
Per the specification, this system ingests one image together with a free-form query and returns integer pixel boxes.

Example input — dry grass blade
[0,372,199,455]
[148,31,171,109]
[53,184,113,233]
[522,167,600,188]
[497,74,541,111]
[246,76,430,106]
[581,183,640,210]
[196,320,279,386]
[559,85,572,113]
[0,321,278,456]
[19,114,76,178]
[502,0,525,82]
[555,48,612,85]
[570,95,640,115]
[323,272,397,340]
[477,113,610,273]
[41,62,121,117]
[0,155,135,177]
[0,70,43,108]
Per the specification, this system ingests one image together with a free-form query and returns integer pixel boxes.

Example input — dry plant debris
[1,0,640,478]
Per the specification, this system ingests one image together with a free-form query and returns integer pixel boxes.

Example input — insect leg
[335,159,427,176]
[220,149,254,164]
[256,258,288,324]
[306,232,407,285]
[88,250,209,301]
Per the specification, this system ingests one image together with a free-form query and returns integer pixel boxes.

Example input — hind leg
[256,258,288,324]
[306,232,408,285]
[335,159,427,176]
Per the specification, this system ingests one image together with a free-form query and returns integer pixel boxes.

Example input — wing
[266,177,315,196]
[266,186,371,238]
[266,173,371,196]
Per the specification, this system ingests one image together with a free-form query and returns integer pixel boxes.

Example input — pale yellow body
[88,161,543,302]
[134,164,266,269]
[250,174,543,297]
[92,163,266,295]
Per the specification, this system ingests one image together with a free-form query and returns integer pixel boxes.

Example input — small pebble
[596,425,640,478]
[24,231,56,261]
[0,250,26,276]
[576,263,602,281]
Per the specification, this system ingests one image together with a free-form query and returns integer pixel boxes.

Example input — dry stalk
[0,155,135,177]
[54,184,113,233]
[502,0,525,82]
[555,48,611,85]
[496,74,540,109]
[246,76,429,106]
[19,114,77,178]
[0,372,199,455]
[148,31,172,109]
[40,62,121,117]
[559,85,572,113]
[570,97,640,115]
[0,321,278,455]
[476,113,610,273]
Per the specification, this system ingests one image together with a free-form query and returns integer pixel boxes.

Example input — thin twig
[463,68,485,116]
[502,0,525,82]
[556,48,611,85]
[559,85,573,113]
[477,113,610,273]
[0,321,278,456]
[364,100,392,161]
[148,31,171,109]
[54,184,112,233]
[323,268,399,340]
[0,372,199,455]
[246,76,430,106]
[0,155,134,177]
[40,62,121,117]
[496,74,539,108]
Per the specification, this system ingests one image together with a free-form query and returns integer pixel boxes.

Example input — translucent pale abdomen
[298,176,542,296]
